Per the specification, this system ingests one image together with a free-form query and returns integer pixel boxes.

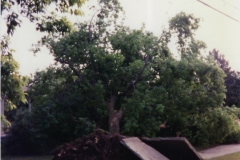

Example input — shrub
[2,108,37,155]
[194,107,240,146]
[3,105,97,154]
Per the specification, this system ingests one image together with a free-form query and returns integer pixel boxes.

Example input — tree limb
[88,8,102,43]
[125,54,150,93]
[55,58,83,79]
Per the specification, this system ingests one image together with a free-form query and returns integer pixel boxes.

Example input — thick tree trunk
[108,95,123,134]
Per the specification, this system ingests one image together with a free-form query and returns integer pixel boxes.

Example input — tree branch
[125,54,150,93]
[55,58,83,79]
[88,8,102,43]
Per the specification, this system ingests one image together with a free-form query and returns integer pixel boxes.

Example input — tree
[210,49,240,107]
[1,54,28,110]
[44,9,226,135]
[0,0,122,130]
[0,0,86,74]
[1,0,87,36]
[0,0,94,113]
[48,27,165,134]
[4,9,232,154]
[1,35,29,130]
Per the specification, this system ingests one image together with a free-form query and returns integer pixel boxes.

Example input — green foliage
[47,20,169,134]
[5,67,100,153]
[154,55,226,126]
[210,49,240,107]
[43,11,226,139]
[1,115,11,132]
[74,117,96,137]
[1,35,29,132]
[3,9,233,154]
[1,0,86,35]
[122,86,165,137]
[195,107,240,146]
[169,12,200,49]
[45,10,227,140]
[0,35,16,58]
[4,67,98,153]
[36,13,75,36]
[1,50,28,111]
[3,108,37,154]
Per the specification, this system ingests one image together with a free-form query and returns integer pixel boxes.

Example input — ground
[198,144,240,159]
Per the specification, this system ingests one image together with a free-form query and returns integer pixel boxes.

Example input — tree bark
[108,95,123,134]
[28,97,32,114]
[1,99,4,135]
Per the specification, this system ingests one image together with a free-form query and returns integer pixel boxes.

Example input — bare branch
[88,8,102,42]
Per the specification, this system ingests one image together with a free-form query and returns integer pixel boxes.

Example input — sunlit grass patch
[207,151,240,160]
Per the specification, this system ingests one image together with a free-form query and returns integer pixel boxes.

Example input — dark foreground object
[141,137,202,160]
[52,130,202,160]
[121,137,169,160]
[1,155,53,160]
[52,130,139,160]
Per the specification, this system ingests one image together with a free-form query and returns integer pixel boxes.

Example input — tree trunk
[108,95,123,134]
[1,99,4,135]
[28,97,32,114]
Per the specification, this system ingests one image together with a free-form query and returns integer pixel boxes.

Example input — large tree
[44,9,226,135]
[0,0,122,123]
[3,10,231,154]
[0,0,85,114]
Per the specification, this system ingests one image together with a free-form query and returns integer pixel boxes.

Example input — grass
[194,144,240,160]
[206,151,240,160]
[2,145,240,160]
[194,144,219,151]
[1,155,53,160]
[2,152,240,160]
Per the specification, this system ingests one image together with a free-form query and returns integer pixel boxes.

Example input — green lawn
[2,151,240,160]
[194,144,220,152]
[205,152,240,160]
[194,144,240,160]
[1,155,53,160]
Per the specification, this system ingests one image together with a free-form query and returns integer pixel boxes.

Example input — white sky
[1,0,240,76]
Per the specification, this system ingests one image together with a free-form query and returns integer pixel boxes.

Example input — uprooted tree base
[52,129,139,160]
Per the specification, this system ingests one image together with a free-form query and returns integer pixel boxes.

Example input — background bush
[194,107,240,146]
[3,106,96,155]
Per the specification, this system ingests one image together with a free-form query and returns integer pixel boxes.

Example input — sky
[1,0,240,76]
